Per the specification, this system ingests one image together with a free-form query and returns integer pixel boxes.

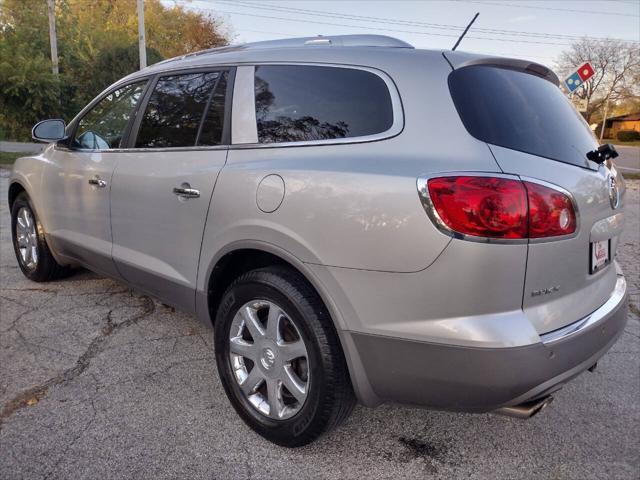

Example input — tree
[87,43,163,99]
[556,38,640,124]
[0,0,232,140]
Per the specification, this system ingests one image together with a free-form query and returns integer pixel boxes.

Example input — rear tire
[214,266,355,447]
[11,192,72,282]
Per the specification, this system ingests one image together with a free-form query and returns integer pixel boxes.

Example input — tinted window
[198,71,228,146]
[136,71,226,148]
[449,66,598,167]
[73,82,146,150]
[254,65,393,143]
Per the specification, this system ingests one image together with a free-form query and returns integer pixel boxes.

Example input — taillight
[524,181,576,237]
[426,176,528,239]
[422,176,576,240]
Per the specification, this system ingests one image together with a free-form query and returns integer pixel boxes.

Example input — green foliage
[86,44,163,101]
[0,152,28,165]
[616,130,640,142]
[0,0,230,140]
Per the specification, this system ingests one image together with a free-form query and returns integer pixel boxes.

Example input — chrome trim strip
[230,62,404,148]
[61,145,230,154]
[540,275,626,345]
[232,65,258,144]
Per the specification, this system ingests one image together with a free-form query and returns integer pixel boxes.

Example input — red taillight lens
[524,181,576,238]
[424,176,576,240]
[427,176,528,239]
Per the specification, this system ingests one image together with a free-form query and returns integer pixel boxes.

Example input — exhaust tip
[495,395,554,419]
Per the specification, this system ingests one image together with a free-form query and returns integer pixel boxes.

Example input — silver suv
[10,35,628,446]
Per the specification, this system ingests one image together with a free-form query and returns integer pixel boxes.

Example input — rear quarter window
[448,65,598,168]
[254,65,394,144]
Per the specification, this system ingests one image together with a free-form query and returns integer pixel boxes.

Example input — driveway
[0,172,638,479]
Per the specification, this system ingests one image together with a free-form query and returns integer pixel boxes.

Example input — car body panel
[110,148,227,312]
[306,238,533,348]
[489,146,625,334]
[21,144,120,277]
[351,273,627,409]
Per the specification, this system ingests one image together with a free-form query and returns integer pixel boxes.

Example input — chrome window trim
[58,145,230,154]
[230,62,404,148]
[416,172,580,245]
[540,274,626,344]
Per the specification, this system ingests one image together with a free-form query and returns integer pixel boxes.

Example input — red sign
[577,62,595,81]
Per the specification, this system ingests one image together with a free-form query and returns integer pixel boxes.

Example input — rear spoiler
[442,51,559,86]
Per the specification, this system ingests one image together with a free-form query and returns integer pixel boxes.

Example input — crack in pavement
[0,295,156,427]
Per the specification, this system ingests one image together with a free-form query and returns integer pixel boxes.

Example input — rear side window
[136,71,228,148]
[449,66,598,167]
[254,65,393,143]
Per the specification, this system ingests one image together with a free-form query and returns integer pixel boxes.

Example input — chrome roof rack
[242,35,414,49]
[153,35,414,67]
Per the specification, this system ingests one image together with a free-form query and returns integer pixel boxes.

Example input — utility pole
[47,0,59,75]
[599,97,610,142]
[137,0,147,69]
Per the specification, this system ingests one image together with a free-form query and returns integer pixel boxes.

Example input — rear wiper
[586,144,618,164]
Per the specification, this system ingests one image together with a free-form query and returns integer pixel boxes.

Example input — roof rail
[242,35,414,49]
[153,35,414,67]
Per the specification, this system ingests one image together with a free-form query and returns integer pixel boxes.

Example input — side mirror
[32,119,66,143]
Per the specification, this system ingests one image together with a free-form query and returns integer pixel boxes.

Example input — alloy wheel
[15,207,38,270]
[228,300,310,420]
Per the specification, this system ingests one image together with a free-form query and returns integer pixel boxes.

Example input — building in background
[601,113,640,139]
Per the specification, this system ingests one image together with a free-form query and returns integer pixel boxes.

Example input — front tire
[214,266,355,447]
[11,192,71,282]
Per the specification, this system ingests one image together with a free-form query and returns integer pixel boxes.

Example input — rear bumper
[350,274,628,411]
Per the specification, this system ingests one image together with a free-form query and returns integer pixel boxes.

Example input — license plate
[590,239,610,274]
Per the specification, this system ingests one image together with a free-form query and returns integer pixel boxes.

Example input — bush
[86,44,164,101]
[617,130,640,142]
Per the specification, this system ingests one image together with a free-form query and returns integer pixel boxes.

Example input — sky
[169,0,640,68]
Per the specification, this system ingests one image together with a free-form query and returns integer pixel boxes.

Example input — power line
[231,27,557,63]
[455,0,639,18]
[210,0,640,44]
[180,5,577,46]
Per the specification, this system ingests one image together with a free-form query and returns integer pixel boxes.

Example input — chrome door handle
[88,177,107,188]
[173,186,200,199]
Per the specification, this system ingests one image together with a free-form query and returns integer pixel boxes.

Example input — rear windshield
[449,65,598,168]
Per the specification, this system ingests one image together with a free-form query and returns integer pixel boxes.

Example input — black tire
[11,192,72,282]
[214,266,355,447]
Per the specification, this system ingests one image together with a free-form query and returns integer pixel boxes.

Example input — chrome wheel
[229,300,309,420]
[15,207,38,270]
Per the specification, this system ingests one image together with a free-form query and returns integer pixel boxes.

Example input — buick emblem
[260,347,276,370]
[608,176,619,209]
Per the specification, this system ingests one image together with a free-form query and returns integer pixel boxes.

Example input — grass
[0,152,26,166]
[602,139,640,148]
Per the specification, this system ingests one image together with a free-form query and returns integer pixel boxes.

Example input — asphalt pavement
[615,145,640,174]
[0,172,639,479]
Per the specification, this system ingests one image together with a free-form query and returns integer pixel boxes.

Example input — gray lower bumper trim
[350,283,628,411]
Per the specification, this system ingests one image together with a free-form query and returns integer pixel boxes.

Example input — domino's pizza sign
[564,62,595,93]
